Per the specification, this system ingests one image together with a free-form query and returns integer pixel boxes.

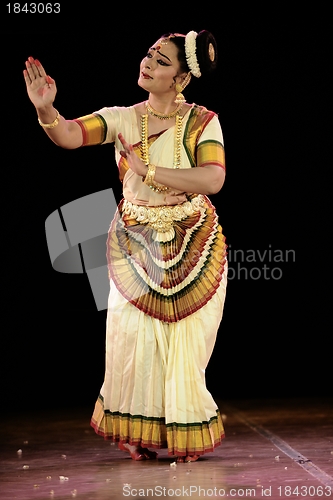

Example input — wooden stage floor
[1,397,332,499]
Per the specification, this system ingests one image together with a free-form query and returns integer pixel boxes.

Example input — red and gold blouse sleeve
[196,140,225,170]
[196,115,226,171]
[73,113,108,146]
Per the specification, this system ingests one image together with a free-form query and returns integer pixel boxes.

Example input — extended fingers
[24,56,47,81]
[25,57,39,79]
[34,58,47,77]
[118,132,127,148]
[118,133,134,156]
[23,68,31,84]
[118,133,133,148]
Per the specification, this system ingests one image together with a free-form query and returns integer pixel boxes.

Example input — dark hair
[160,30,218,77]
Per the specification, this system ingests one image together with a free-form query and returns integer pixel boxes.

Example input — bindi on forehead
[155,39,169,51]
[156,35,174,50]
[154,33,180,52]
[150,44,173,62]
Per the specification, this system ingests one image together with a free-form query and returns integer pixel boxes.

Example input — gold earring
[174,72,192,104]
[175,83,185,104]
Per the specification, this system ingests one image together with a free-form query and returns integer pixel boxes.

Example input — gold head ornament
[156,34,176,50]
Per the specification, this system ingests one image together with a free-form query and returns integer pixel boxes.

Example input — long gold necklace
[140,113,183,192]
[145,100,183,120]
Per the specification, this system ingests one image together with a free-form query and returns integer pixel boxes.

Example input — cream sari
[76,104,228,457]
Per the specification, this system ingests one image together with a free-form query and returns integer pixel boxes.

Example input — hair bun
[195,30,218,75]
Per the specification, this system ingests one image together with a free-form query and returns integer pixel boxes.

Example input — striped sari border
[90,395,224,455]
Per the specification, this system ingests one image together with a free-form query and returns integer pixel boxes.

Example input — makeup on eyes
[148,47,172,64]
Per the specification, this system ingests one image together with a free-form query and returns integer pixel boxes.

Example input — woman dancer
[23,30,228,463]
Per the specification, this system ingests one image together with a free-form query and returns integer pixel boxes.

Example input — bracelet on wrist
[143,164,170,193]
[143,164,156,185]
[38,109,60,129]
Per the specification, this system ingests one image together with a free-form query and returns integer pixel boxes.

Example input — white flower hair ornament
[185,31,201,78]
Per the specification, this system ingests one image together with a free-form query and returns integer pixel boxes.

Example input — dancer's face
[138,38,185,95]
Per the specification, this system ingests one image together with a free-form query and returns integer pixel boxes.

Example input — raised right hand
[23,56,57,109]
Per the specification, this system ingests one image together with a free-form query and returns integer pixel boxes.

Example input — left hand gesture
[118,133,147,177]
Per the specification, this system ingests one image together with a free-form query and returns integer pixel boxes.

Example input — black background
[1,7,325,415]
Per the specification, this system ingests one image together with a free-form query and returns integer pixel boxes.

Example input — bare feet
[141,448,158,459]
[185,455,200,462]
[118,442,158,461]
[118,442,146,461]
[176,455,200,463]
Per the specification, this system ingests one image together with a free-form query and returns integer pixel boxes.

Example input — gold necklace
[145,100,183,120]
[140,113,183,192]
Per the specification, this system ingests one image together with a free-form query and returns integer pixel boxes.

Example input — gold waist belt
[122,195,205,233]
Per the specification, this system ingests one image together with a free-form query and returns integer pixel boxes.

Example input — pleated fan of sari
[107,195,227,323]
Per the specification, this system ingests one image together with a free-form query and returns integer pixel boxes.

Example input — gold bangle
[38,109,60,129]
[143,164,169,193]
[143,164,156,186]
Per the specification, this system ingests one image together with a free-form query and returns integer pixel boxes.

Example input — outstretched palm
[23,57,57,108]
